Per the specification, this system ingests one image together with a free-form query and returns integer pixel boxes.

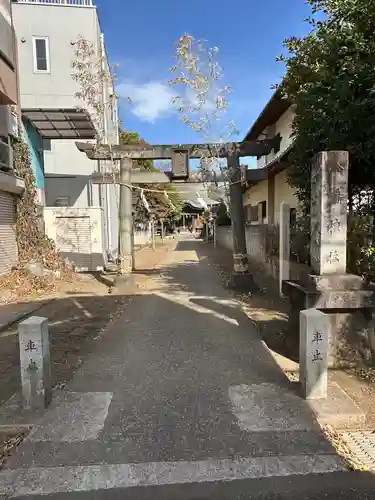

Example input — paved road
[0,236,366,498]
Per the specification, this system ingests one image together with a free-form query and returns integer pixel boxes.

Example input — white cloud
[117,78,221,124]
[117,80,176,123]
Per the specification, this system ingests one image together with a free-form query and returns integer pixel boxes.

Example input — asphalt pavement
[1,235,369,499]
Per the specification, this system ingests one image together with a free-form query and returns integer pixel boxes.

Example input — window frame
[32,36,50,74]
[55,196,70,207]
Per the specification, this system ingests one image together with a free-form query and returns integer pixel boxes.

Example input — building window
[43,138,51,151]
[32,37,50,73]
[245,205,251,222]
[55,197,70,207]
[260,200,267,219]
[249,205,259,223]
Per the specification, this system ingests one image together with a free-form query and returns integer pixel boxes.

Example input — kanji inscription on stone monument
[312,349,323,362]
[300,309,329,400]
[310,151,349,275]
[25,339,37,352]
[312,331,323,344]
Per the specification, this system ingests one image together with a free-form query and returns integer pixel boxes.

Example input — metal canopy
[22,108,96,140]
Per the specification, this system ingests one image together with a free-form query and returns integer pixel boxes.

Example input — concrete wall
[12,3,100,110]
[273,169,299,224]
[134,227,152,247]
[216,225,309,281]
[44,174,98,208]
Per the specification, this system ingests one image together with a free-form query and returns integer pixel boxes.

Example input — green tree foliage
[119,130,155,172]
[119,130,183,221]
[278,0,375,213]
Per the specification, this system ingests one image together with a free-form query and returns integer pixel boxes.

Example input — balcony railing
[14,0,93,6]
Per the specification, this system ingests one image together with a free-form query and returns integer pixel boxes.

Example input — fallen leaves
[0,431,29,470]
[0,267,76,305]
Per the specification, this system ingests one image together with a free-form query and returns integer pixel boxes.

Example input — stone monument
[283,151,375,366]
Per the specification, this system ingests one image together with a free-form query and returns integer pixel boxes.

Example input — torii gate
[76,134,281,289]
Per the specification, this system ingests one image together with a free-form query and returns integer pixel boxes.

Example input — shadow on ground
[4,290,344,469]
[0,236,362,473]
[134,239,296,362]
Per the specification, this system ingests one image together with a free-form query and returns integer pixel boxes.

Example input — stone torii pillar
[227,152,256,291]
[118,158,133,276]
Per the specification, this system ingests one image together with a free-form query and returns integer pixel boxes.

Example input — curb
[0,299,54,335]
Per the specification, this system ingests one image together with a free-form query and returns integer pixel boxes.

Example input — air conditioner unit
[0,106,10,137]
[0,140,13,172]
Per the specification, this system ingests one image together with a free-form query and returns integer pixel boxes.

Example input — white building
[12,0,119,270]
[242,90,298,225]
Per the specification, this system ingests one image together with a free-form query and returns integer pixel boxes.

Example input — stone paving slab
[309,381,366,429]
[27,392,113,443]
[0,455,347,498]
[4,430,337,469]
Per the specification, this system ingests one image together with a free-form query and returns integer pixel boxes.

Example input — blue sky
[95,0,313,157]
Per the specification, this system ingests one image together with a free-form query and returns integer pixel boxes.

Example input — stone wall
[216,225,309,281]
[134,229,152,247]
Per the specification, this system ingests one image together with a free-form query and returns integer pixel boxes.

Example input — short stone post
[18,316,52,411]
[299,308,329,400]
[279,202,290,296]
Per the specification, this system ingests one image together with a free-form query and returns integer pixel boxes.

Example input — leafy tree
[119,130,155,172]
[119,130,183,221]
[278,0,375,214]
[169,35,235,209]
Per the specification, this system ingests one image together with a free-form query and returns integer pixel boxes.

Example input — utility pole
[227,152,256,291]
[116,158,133,283]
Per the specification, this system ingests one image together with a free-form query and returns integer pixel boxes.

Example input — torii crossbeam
[75,135,281,161]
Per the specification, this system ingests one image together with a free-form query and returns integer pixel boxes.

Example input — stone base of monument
[229,272,258,293]
[282,274,375,367]
[307,381,365,430]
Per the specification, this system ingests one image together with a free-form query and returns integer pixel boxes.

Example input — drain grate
[341,431,375,470]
